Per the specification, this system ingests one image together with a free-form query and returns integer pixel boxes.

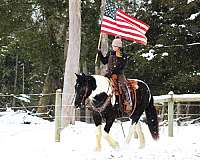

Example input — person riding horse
[97,36,132,110]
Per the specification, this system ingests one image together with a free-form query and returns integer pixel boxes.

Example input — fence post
[168,91,174,137]
[55,89,62,142]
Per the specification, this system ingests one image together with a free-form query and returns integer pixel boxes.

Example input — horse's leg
[135,122,145,148]
[103,108,119,149]
[95,125,102,151]
[93,112,102,151]
[127,110,146,148]
[125,82,151,148]
[125,122,145,148]
[103,131,119,149]
[125,123,136,144]
[127,123,138,139]
[133,125,138,139]
[125,123,140,141]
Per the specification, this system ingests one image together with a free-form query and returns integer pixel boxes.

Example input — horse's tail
[145,96,159,140]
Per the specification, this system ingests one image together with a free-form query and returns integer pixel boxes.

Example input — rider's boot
[114,95,120,108]
[121,84,132,111]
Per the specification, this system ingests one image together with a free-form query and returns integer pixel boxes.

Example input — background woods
[0,0,199,116]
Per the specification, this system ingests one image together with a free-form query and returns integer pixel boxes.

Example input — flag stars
[104,3,116,20]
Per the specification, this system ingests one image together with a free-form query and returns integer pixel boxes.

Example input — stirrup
[114,98,120,108]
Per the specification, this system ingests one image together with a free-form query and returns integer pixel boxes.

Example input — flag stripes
[116,9,149,35]
[100,4,149,45]
[101,16,147,45]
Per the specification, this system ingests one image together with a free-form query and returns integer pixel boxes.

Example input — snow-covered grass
[0,110,200,160]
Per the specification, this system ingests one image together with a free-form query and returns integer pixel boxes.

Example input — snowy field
[0,110,200,160]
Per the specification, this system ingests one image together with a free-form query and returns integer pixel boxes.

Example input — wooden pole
[22,63,25,93]
[12,54,18,107]
[168,91,174,137]
[55,89,62,142]
[95,33,102,64]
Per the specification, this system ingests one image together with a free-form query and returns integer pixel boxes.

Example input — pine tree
[125,0,200,95]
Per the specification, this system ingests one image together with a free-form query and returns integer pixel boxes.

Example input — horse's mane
[77,73,112,96]
[84,75,97,91]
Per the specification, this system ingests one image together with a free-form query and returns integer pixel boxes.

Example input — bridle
[79,80,89,107]
[76,76,113,113]
[85,78,113,113]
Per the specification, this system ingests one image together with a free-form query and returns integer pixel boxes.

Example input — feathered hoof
[125,139,129,144]
[133,132,138,139]
[138,143,145,149]
[111,141,120,150]
[95,146,101,152]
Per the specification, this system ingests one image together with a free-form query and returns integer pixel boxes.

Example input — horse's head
[74,73,97,108]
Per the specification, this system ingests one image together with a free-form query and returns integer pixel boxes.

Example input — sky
[0,110,200,160]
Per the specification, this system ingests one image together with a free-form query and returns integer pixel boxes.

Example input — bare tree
[62,0,81,127]
[95,0,108,75]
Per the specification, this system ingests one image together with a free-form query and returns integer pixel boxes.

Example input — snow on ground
[0,110,200,160]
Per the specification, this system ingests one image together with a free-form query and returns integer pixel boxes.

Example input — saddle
[110,74,138,114]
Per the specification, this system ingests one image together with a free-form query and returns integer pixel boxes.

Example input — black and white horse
[74,73,159,151]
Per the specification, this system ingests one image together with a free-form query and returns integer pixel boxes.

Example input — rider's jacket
[98,48,127,76]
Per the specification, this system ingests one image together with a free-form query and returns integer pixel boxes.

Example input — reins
[86,79,112,113]
[86,94,112,113]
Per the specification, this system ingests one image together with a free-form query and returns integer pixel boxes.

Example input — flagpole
[95,30,102,64]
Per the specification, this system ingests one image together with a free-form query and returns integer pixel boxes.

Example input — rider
[97,36,132,109]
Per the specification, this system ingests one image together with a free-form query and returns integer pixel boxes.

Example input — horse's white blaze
[95,125,102,151]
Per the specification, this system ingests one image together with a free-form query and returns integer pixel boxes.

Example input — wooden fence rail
[54,90,200,141]
[154,91,200,137]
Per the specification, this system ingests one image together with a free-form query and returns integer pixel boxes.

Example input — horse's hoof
[95,147,101,152]
[138,144,145,149]
[109,141,119,150]
[112,142,120,150]
[125,138,131,144]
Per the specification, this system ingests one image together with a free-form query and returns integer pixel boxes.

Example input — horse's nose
[74,101,79,108]
[75,106,80,110]
[79,103,85,109]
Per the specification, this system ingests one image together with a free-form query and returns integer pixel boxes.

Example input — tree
[96,0,108,75]
[80,0,101,74]
[62,0,81,127]
[125,0,200,95]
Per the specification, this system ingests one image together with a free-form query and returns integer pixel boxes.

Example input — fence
[54,90,200,140]
[0,90,200,141]
[154,91,200,137]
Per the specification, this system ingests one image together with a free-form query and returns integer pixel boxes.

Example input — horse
[74,73,159,151]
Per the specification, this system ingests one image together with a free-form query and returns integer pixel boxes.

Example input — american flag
[100,3,149,45]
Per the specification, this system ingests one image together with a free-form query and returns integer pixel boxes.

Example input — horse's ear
[80,72,85,77]
[75,73,81,79]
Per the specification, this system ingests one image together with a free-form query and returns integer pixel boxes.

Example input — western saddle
[110,74,138,114]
